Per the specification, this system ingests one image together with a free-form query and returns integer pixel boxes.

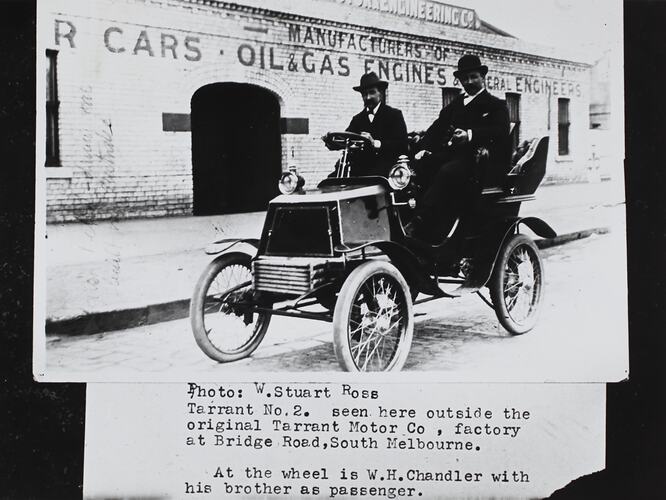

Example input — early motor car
[190,131,555,372]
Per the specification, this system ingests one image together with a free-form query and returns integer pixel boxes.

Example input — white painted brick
[42,0,593,221]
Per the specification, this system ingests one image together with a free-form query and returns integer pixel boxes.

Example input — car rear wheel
[489,234,543,335]
[333,261,413,372]
[190,252,271,362]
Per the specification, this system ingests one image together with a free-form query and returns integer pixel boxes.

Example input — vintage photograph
[34,0,626,381]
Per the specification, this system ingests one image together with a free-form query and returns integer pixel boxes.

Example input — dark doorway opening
[191,83,281,215]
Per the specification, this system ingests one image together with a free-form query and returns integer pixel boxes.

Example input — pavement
[43,179,626,336]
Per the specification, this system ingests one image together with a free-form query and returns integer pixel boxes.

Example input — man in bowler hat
[411,54,511,240]
[327,72,408,177]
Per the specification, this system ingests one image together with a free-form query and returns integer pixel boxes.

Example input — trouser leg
[418,158,471,223]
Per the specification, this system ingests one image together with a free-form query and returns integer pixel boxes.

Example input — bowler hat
[353,72,388,92]
[453,54,488,78]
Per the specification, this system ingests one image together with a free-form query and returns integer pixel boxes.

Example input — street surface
[44,228,627,382]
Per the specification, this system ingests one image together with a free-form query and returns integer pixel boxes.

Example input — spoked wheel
[489,234,544,335]
[333,261,413,372]
[190,252,271,362]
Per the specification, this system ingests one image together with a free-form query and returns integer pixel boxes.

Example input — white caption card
[84,382,604,499]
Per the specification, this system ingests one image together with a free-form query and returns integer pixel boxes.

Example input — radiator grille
[252,259,327,296]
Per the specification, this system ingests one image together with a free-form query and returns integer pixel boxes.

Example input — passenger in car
[326,72,409,177]
[409,54,512,241]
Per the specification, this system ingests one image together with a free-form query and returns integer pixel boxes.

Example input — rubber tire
[333,261,414,372]
[489,234,543,335]
[190,252,270,362]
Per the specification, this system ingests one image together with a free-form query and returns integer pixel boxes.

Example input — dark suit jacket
[346,103,408,177]
[419,90,511,183]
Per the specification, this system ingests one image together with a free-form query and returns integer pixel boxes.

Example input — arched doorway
[191,83,281,215]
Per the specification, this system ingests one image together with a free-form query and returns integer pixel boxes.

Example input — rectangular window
[505,93,521,152]
[46,49,60,166]
[442,87,461,107]
[558,98,570,156]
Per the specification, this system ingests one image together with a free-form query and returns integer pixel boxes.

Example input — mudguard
[205,238,260,256]
[475,216,556,286]
[511,216,557,239]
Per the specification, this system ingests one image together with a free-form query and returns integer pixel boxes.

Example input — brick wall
[41,0,592,222]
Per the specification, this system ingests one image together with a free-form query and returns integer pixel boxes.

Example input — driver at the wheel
[325,72,408,177]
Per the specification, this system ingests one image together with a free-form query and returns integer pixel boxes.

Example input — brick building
[40,0,594,222]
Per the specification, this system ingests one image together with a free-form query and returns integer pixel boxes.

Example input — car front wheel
[190,252,270,362]
[333,261,414,372]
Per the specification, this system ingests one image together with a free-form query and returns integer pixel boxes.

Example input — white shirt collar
[463,88,485,105]
[366,102,381,115]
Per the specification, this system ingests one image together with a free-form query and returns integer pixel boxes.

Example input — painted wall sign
[287,23,450,61]
[54,19,202,61]
[333,0,479,30]
[52,18,582,97]
[286,22,450,85]
[237,42,352,76]
[102,26,202,60]
[235,41,448,86]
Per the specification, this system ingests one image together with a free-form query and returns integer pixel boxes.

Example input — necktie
[367,109,374,123]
